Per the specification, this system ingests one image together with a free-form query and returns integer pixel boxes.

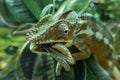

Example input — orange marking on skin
[96,56,109,71]
[85,37,112,58]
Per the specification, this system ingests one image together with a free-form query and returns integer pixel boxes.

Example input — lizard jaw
[31,39,73,46]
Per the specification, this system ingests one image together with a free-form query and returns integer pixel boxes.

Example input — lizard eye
[64,30,68,33]
[56,23,70,38]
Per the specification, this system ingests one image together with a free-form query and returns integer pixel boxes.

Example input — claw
[52,43,75,65]
[56,63,62,76]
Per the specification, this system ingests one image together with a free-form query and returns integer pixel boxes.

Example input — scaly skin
[26,10,116,76]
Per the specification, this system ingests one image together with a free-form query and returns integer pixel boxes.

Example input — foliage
[0,0,120,80]
[0,28,25,70]
[87,0,120,21]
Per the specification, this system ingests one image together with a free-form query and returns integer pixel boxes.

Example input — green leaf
[64,0,91,15]
[53,0,91,20]
[23,0,53,20]
[39,4,54,18]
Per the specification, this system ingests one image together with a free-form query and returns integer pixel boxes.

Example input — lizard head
[26,11,80,46]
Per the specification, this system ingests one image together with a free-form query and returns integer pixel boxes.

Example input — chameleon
[26,10,116,76]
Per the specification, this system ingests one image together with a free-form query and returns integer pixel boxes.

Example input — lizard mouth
[30,40,72,53]
[32,39,72,46]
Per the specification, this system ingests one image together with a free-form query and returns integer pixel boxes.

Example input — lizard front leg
[51,43,91,76]
[45,45,71,71]
[72,42,91,61]
[51,43,75,76]
[52,43,75,65]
